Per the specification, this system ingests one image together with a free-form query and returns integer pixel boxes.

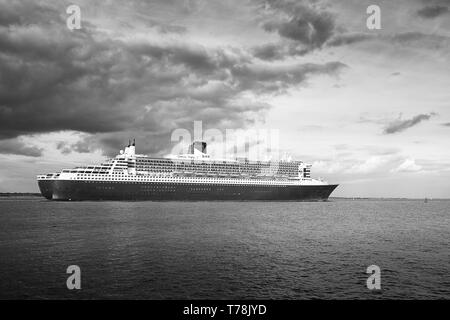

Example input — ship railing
[37,173,59,180]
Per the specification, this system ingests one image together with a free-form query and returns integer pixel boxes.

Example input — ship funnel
[189,141,207,154]
[129,138,136,156]
[123,139,136,156]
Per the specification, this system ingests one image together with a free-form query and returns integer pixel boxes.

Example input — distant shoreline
[330,197,449,201]
[0,193,42,197]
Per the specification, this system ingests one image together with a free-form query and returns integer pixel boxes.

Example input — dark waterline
[0,198,449,299]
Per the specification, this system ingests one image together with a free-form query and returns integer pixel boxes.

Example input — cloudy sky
[0,0,449,197]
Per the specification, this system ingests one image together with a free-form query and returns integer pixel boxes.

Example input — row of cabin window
[138,159,297,168]
[136,165,296,171]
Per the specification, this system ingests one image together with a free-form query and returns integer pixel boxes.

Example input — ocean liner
[37,141,338,201]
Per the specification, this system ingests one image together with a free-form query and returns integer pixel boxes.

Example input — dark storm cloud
[255,0,449,60]
[326,33,375,47]
[230,61,346,94]
[251,0,450,62]
[263,0,335,45]
[0,0,346,155]
[0,138,43,157]
[326,31,450,51]
[0,0,60,26]
[251,42,311,61]
[383,113,436,134]
[252,43,285,61]
[256,0,335,57]
[0,3,250,140]
[417,5,449,18]
[442,122,450,126]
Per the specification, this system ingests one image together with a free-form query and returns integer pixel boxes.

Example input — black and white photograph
[0,0,449,310]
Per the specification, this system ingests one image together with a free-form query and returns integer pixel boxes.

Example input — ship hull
[38,180,338,201]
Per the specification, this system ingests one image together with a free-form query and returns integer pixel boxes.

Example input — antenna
[128,140,131,147]
[133,139,135,146]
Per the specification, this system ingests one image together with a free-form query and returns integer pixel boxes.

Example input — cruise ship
[37,141,338,201]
